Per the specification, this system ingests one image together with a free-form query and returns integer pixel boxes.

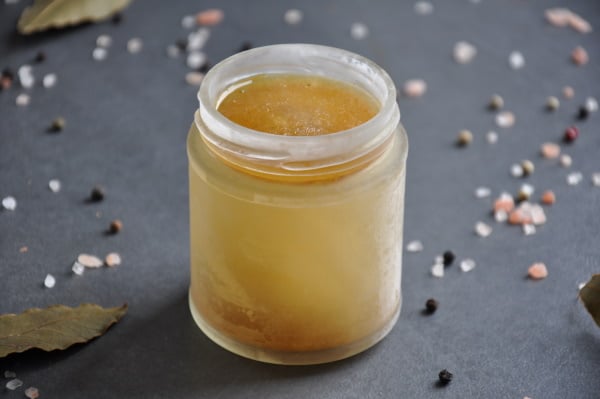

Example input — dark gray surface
[1,0,599,398]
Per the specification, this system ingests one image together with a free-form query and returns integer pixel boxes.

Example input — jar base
[188,290,401,365]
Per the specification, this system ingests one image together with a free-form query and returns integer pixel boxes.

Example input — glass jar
[187,44,408,365]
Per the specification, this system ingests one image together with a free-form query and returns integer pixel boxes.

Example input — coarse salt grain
[528,262,548,280]
[495,210,508,223]
[496,111,515,128]
[567,172,583,185]
[431,262,444,278]
[2,196,17,211]
[4,370,16,378]
[559,154,572,167]
[92,47,108,61]
[105,252,122,267]
[6,379,23,390]
[44,274,56,288]
[406,240,424,252]
[196,9,224,26]
[42,73,57,88]
[186,51,207,70]
[181,15,196,29]
[571,46,589,66]
[403,79,427,98]
[486,131,498,144]
[185,72,204,86]
[284,9,303,25]
[166,44,180,58]
[510,163,524,178]
[453,41,477,64]
[475,221,492,237]
[585,97,598,113]
[16,93,30,106]
[474,187,491,198]
[77,254,104,268]
[350,22,369,40]
[48,179,61,193]
[18,65,34,89]
[540,142,560,159]
[523,224,536,236]
[592,173,600,187]
[460,258,476,272]
[414,1,433,15]
[187,28,210,51]
[127,38,143,54]
[72,261,85,276]
[96,34,112,48]
[508,51,525,69]
[24,387,40,399]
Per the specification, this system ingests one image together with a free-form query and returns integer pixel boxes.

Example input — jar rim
[196,43,401,178]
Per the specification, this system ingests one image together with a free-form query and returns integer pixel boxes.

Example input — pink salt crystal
[494,193,515,213]
[545,8,571,27]
[528,263,548,280]
[571,46,589,66]
[540,142,560,159]
[562,86,574,99]
[541,190,556,205]
[196,9,224,26]
[77,254,103,268]
[529,204,547,225]
[105,252,122,267]
[403,79,427,98]
[25,387,40,399]
[569,13,592,34]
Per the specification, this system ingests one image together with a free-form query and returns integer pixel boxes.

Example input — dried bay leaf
[18,0,133,35]
[580,274,600,328]
[0,303,127,357]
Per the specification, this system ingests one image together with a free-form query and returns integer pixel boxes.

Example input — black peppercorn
[112,13,123,24]
[442,251,455,267]
[49,117,65,133]
[438,369,453,384]
[577,106,589,120]
[198,61,212,74]
[34,51,46,63]
[175,38,188,51]
[90,186,105,202]
[108,219,122,234]
[425,298,438,314]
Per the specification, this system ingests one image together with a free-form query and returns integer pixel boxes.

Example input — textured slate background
[1,1,599,398]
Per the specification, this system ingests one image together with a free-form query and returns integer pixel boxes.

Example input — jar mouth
[196,44,400,180]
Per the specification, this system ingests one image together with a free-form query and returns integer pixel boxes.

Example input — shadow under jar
[187,44,408,365]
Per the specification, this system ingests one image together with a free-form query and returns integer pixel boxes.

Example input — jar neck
[195,44,401,182]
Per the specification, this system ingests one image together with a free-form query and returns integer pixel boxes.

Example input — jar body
[186,44,408,364]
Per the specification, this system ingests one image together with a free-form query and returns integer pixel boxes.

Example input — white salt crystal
[127,38,143,54]
[567,171,583,185]
[42,73,57,88]
[72,261,85,276]
[181,15,196,29]
[350,22,369,40]
[453,41,477,64]
[185,72,204,86]
[187,28,210,51]
[460,258,476,272]
[414,1,434,15]
[510,163,524,177]
[495,210,508,223]
[18,65,34,89]
[509,51,525,69]
[16,93,30,106]
[496,111,515,128]
[284,9,303,25]
[48,179,61,193]
[44,274,55,288]
[592,172,600,187]
[486,131,498,144]
[475,187,491,198]
[2,196,17,211]
[4,370,16,378]
[585,97,598,113]
[406,240,424,252]
[431,262,444,278]
[166,45,180,58]
[187,51,206,69]
[96,34,112,48]
[559,154,572,167]
[475,221,492,237]
[6,379,23,390]
[523,224,536,235]
[92,47,107,61]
